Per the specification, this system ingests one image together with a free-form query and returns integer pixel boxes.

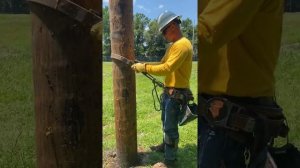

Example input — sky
[103,0,197,25]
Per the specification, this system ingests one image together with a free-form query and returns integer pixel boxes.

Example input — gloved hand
[131,63,146,73]
[90,21,102,42]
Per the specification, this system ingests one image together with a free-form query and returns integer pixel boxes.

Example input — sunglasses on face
[162,24,173,35]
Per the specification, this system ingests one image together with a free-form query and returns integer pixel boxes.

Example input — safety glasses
[162,23,173,35]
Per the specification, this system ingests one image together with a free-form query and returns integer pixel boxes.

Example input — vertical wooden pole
[109,0,138,167]
[30,1,102,167]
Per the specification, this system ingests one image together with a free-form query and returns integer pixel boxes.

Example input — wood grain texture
[109,0,138,167]
[30,1,102,167]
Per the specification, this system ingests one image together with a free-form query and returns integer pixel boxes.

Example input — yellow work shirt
[198,0,284,97]
[146,37,193,88]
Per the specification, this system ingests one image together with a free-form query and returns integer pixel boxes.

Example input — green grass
[275,13,300,147]
[0,12,299,168]
[103,62,198,167]
[0,14,35,167]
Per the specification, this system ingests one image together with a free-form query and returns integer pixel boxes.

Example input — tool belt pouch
[268,142,300,167]
[178,102,198,126]
[251,106,289,153]
[169,88,194,104]
[254,107,289,138]
[168,89,197,126]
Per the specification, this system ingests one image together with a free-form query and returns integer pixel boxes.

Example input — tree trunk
[30,1,102,167]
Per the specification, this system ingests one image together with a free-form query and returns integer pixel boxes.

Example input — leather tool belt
[164,87,198,126]
[199,95,289,138]
[164,87,194,103]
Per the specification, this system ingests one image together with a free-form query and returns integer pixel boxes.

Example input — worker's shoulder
[173,37,192,50]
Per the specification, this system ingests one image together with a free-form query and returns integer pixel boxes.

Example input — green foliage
[181,18,193,39]
[102,6,111,60]
[0,0,29,14]
[144,20,166,61]
[102,9,198,61]
[134,13,150,60]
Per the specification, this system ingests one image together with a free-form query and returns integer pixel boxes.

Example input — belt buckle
[164,87,174,95]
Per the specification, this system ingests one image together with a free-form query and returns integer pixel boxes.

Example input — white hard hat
[157,11,181,32]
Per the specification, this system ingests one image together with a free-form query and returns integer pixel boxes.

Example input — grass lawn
[0,14,35,167]
[103,62,198,167]
[0,12,299,168]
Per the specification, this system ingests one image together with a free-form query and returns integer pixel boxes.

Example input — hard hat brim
[159,15,180,32]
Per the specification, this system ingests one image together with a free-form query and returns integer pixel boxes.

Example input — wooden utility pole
[109,0,138,167]
[29,0,102,167]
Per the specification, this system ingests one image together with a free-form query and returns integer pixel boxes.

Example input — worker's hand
[131,63,146,73]
[90,21,102,42]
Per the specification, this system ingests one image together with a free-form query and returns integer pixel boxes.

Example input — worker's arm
[146,44,188,76]
[199,0,264,52]
[146,62,161,65]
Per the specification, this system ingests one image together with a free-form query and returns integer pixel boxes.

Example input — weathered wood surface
[30,0,102,167]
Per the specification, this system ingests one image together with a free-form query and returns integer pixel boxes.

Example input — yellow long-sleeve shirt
[198,0,284,97]
[146,37,193,88]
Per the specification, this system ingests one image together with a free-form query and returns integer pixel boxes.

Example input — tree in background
[102,6,111,61]
[134,13,150,61]
[102,10,198,62]
[192,24,198,61]
[0,0,29,14]
[285,0,300,12]
[144,19,166,61]
[181,18,193,41]
[180,18,198,61]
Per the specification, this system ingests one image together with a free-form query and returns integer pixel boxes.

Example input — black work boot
[150,142,165,153]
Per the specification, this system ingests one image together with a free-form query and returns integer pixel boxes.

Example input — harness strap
[27,0,101,28]
[111,53,135,66]
[230,112,256,133]
[199,95,286,134]
[199,96,255,132]
[165,88,194,102]
[111,53,164,111]
[111,53,164,87]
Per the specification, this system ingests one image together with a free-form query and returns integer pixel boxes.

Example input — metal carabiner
[244,147,251,168]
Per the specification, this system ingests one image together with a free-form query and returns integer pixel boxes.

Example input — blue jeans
[161,92,180,161]
[198,124,267,168]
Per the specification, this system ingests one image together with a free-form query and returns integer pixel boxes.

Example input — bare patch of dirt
[103,147,154,168]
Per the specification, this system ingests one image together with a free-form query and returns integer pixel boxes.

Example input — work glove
[90,21,102,42]
[131,63,146,73]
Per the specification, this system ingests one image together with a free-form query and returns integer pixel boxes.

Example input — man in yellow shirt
[132,11,193,166]
[198,0,287,167]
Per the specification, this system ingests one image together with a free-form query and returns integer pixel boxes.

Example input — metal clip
[244,147,251,168]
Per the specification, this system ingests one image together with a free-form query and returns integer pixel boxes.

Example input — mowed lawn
[103,62,198,167]
[0,12,299,167]
[0,14,34,167]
